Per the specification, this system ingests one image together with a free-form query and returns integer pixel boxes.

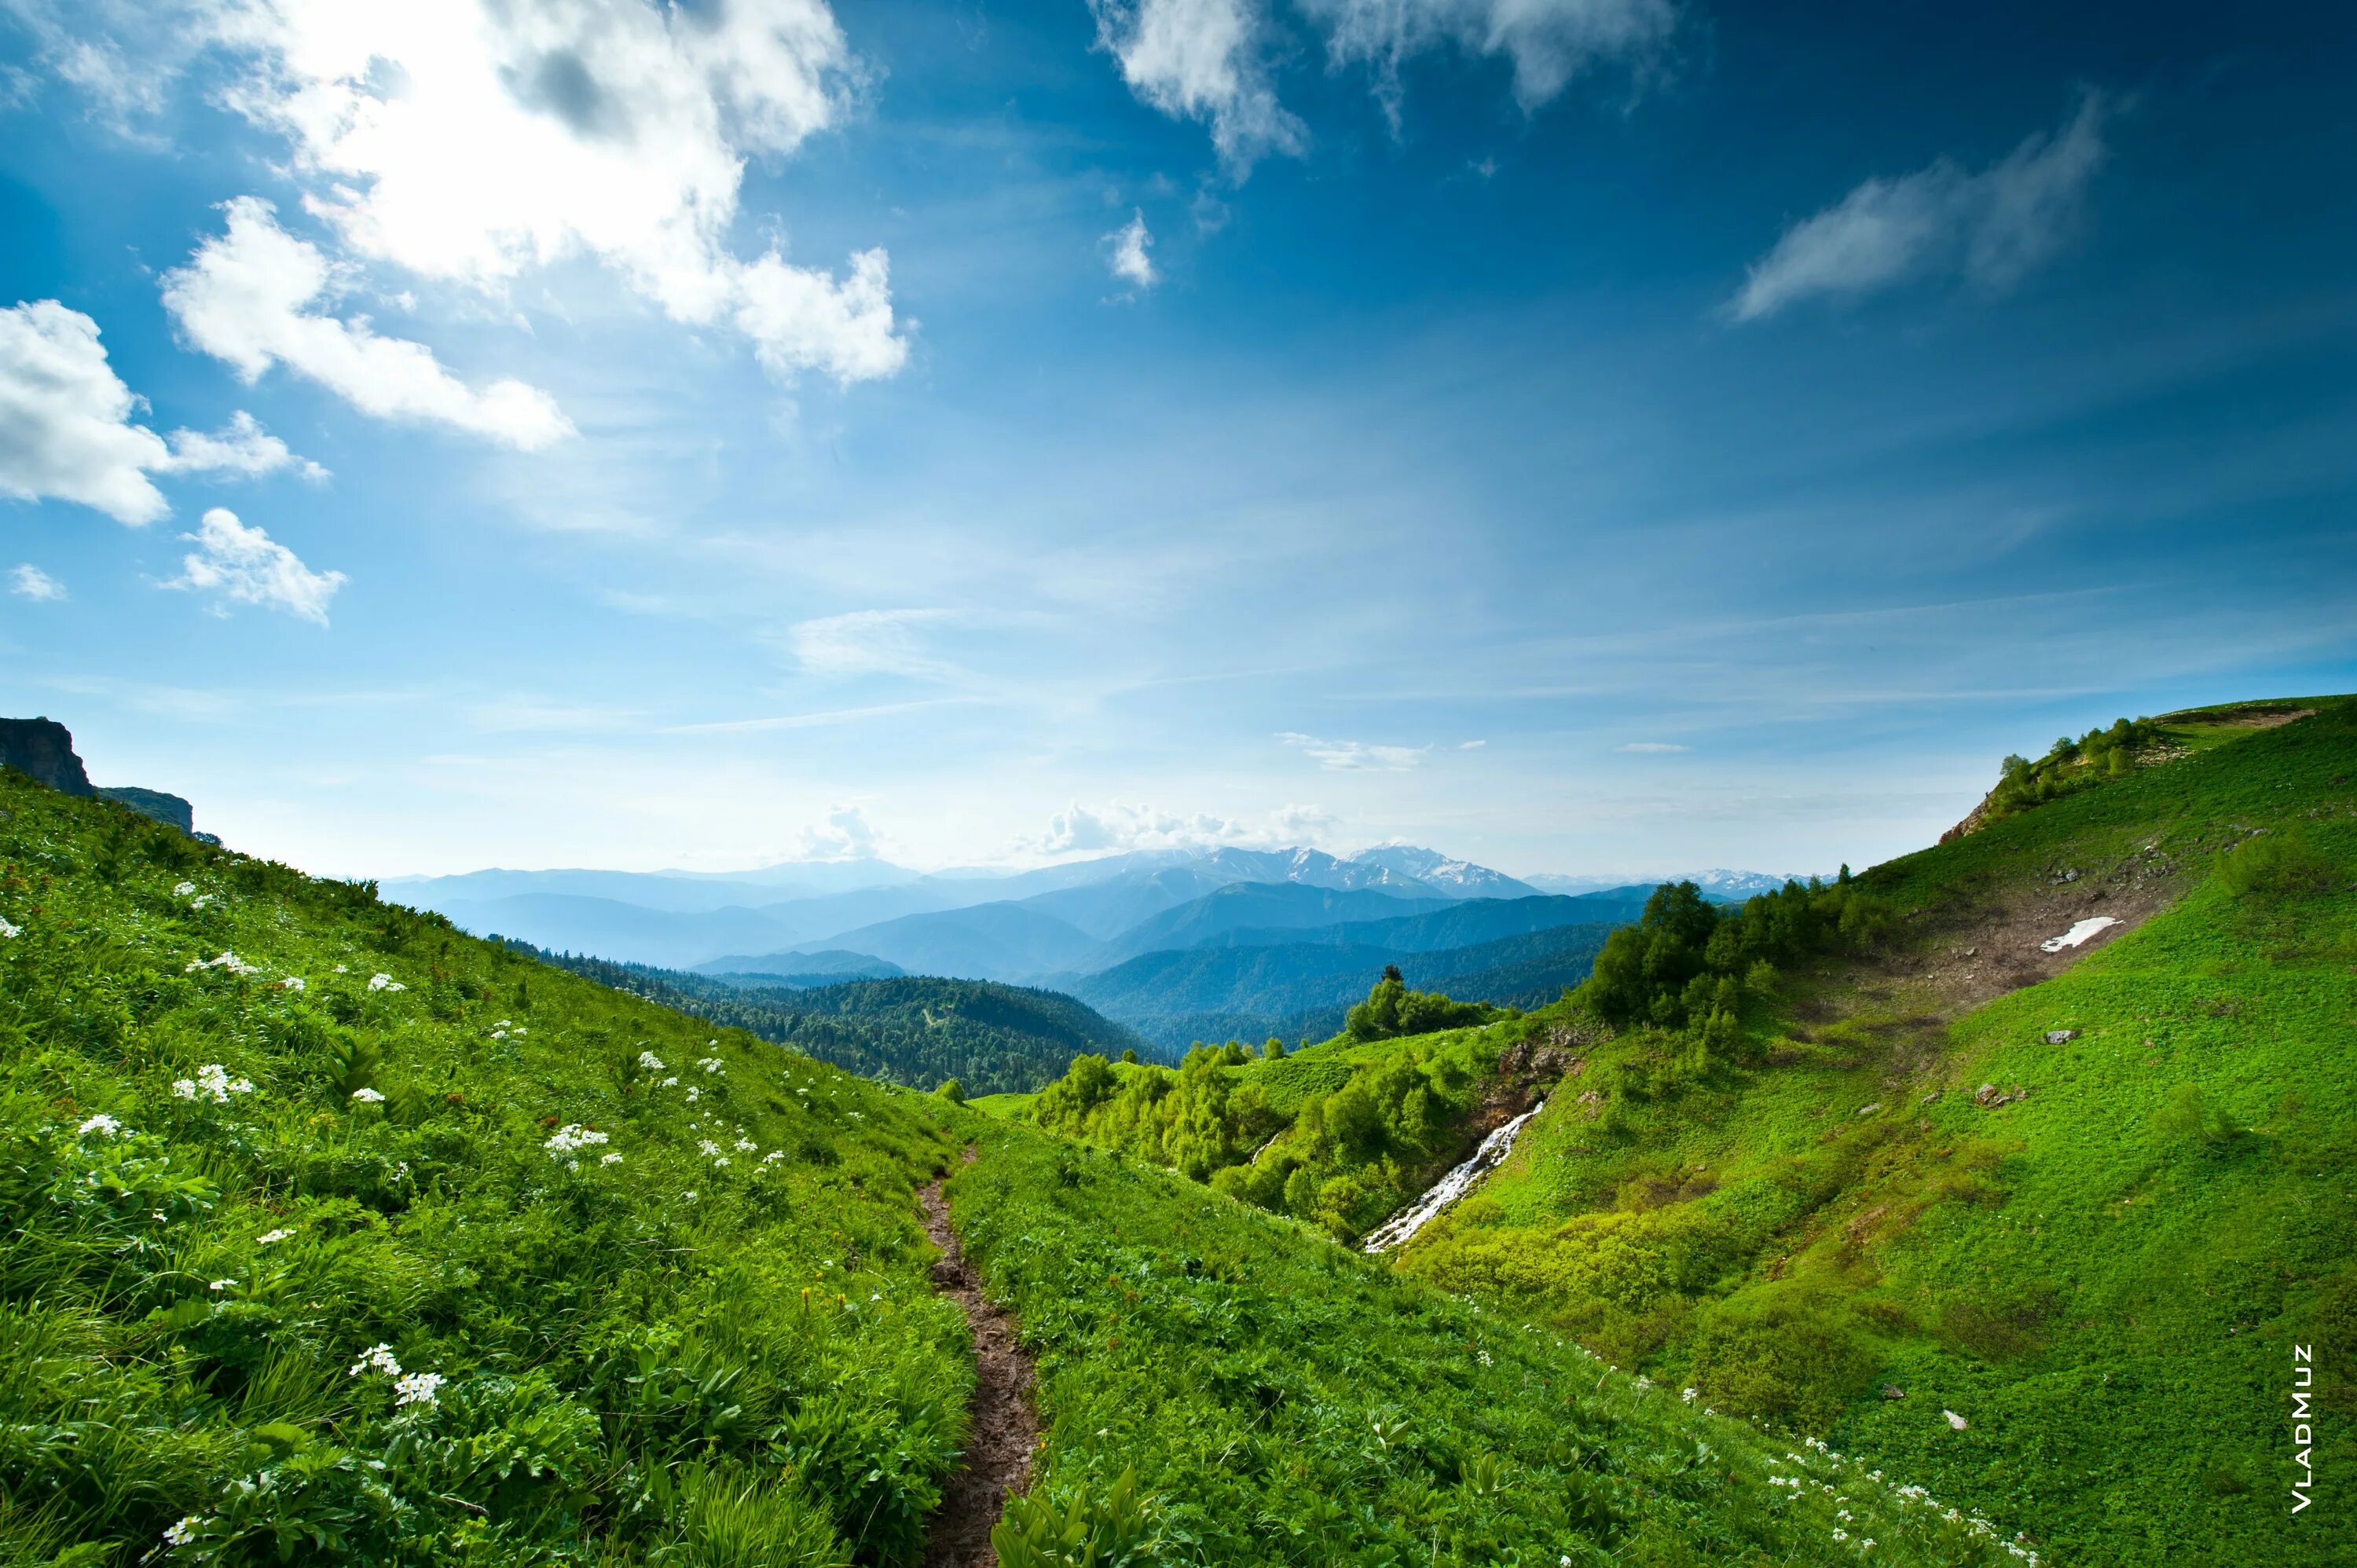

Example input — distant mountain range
[388,844,1791,1045]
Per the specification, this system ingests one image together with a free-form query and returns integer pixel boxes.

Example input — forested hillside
[522,946,1149,1097]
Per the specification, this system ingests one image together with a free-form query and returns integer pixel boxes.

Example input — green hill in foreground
[517,947,1149,1097]
[0,766,2031,1566]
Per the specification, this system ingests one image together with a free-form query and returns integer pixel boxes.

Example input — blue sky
[2,0,2352,881]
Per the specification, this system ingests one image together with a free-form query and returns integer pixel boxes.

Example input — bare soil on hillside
[918,1149,1039,1568]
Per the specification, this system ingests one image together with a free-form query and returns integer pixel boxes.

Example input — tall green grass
[0,774,970,1565]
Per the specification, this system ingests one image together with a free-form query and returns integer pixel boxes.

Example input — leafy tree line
[1980,714,2165,826]
[513,943,1147,1097]
[1571,875,1889,1060]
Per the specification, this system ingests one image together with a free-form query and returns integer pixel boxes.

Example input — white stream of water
[1362,1102,1544,1254]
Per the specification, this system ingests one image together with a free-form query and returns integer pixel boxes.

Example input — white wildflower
[278,976,306,991]
[734,1138,757,1152]
[658,1075,679,1088]
[698,1140,722,1157]
[77,1113,126,1138]
[174,881,198,896]
[685,1086,701,1103]
[638,1051,666,1072]
[163,1515,202,1546]
[544,1125,610,1158]
[255,1228,295,1246]
[183,1064,255,1103]
[393,1371,445,1409]
[601,1152,624,1166]
[209,1279,233,1291]
[1832,1528,1847,1543]
[189,895,214,910]
[1682,1387,1699,1403]
[350,1087,385,1104]
[185,951,259,976]
[699,1057,724,1075]
[682,1190,697,1201]
[349,1343,402,1379]
[334,964,347,973]
[762,1150,786,1164]
[0,917,18,939]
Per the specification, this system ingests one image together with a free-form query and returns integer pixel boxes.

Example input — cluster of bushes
[1029,973,1514,1240]
[1981,715,2165,824]
[1574,877,1886,1047]
[0,776,973,1565]
[1342,965,1499,1041]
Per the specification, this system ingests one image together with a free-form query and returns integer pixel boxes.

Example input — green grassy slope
[521,946,1150,1097]
[0,771,975,1566]
[945,1122,2037,1568]
[1396,699,2357,1567]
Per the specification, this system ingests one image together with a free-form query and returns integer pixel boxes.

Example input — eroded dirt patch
[918,1150,1039,1568]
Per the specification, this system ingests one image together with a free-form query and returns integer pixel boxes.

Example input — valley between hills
[1,696,2348,1566]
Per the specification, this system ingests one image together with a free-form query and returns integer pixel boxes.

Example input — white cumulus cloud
[162,198,575,449]
[1731,91,2113,322]
[1105,211,1159,289]
[796,804,882,860]
[0,297,315,524]
[1027,800,1339,855]
[199,0,907,384]
[1089,0,1305,174]
[167,506,346,624]
[1277,731,1431,771]
[9,563,67,601]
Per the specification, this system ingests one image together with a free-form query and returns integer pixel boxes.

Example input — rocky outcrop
[0,718,95,796]
[2,718,203,837]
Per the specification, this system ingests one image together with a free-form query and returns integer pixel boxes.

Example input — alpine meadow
[5,0,2355,1565]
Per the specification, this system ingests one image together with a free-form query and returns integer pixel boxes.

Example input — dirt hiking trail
[918,1149,1039,1568]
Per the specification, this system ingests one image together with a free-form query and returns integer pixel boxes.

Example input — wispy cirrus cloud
[1615,740,1688,753]
[9,563,66,601]
[1277,731,1430,771]
[783,607,966,680]
[1731,90,2114,321]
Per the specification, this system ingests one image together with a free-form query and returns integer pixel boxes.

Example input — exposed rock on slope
[1,717,203,836]
[0,717,93,795]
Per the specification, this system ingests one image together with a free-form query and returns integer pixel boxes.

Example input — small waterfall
[1362,1102,1544,1254]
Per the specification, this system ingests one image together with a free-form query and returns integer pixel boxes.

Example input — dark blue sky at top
[0,0,2351,877]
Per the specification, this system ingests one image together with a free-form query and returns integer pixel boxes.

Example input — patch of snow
[2039,917,2118,954]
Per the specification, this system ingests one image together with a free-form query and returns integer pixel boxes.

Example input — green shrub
[2213,828,2338,901]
